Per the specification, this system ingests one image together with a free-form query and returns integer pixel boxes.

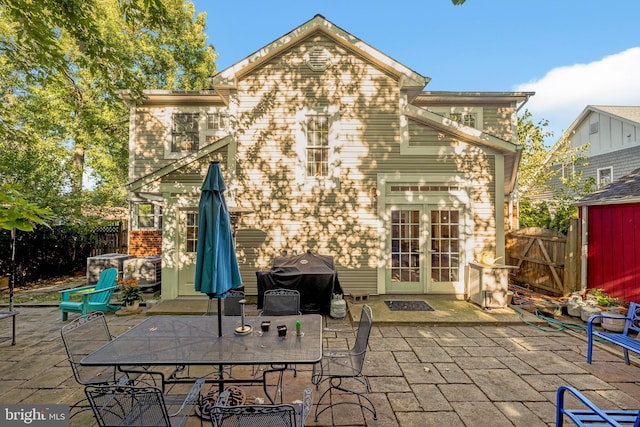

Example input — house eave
[405,105,517,153]
[127,136,233,193]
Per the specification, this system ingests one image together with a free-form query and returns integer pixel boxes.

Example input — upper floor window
[449,112,477,128]
[429,107,483,131]
[306,115,330,177]
[136,203,163,230]
[172,113,199,153]
[207,112,230,132]
[597,167,612,187]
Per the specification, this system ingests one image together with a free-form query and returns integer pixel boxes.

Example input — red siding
[587,203,640,303]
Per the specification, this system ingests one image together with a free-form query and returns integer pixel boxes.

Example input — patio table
[81,314,322,403]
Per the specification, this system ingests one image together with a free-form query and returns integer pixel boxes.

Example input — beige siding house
[124,15,532,300]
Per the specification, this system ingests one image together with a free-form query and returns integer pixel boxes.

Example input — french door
[387,205,462,294]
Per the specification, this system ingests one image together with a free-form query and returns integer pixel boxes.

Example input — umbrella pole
[218,298,224,393]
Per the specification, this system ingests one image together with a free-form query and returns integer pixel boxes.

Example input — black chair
[312,304,377,421]
[223,289,245,316]
[260,289,301,316]
[258,288,301,400]
[210,388,313,427]
[555,385,640,426]
[85,378,205,427]
[60,311,164,417]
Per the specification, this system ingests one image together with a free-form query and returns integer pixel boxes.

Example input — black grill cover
[256,252,343,314]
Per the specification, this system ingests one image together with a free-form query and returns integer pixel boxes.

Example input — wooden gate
[505,219,581,296]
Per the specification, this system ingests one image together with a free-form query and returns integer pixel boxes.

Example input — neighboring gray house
[554,106,640,188]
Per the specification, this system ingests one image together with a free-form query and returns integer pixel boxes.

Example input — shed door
[177,209,199,296]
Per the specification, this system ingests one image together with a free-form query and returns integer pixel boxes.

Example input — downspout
[580,205,588,292]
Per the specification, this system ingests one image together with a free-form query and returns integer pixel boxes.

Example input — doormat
[384,300,434,311]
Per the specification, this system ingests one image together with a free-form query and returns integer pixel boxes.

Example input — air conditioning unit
[123,256,162,292]
[87,254,134,285]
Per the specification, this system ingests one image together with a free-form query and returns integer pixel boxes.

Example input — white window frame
[597,167,612,187]
[428,106,483,131]
[164,107,231,159]
[135,202,163,230]
[295,106,340,189]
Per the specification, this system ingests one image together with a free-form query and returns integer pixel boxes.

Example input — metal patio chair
[61,311,164,417]
[258,288,301,400]
[85,378,205,427]
[556,385,640,426]
[312,304,377,421]
[260,289,301,316]
[210,387,313,427]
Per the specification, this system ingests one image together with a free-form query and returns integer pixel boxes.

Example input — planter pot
[125,301,140,312]
[567,299,584,317]
[581,304,602,323]
[602,313,627,332]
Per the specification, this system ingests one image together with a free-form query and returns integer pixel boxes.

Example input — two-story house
[123,15,532,300]
[545,106,640,195]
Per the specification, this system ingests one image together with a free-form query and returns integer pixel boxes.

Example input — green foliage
[518,198,551,229]
[517,110,596,234]
[0,185,53,232]
[0,0,216,218]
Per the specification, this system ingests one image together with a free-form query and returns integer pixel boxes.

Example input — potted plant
[586,289,627,332]
[118,277,143,311]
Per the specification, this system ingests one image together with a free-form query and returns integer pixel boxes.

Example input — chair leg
[314,376,377,421]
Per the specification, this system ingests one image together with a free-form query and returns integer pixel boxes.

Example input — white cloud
[515,47,640,142]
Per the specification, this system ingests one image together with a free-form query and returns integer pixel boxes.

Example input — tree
[0,0,216,214]
[517,110,595,233]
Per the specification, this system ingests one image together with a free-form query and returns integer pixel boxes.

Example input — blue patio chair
[556,385,640,426]
[59,268,119,321]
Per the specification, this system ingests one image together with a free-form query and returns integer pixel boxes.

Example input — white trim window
[429,107,483,130]
[305,115,330,177]
[171,113,199,153]
[295,107,340,188]
[597,167,612,187]
[135,203,163,230]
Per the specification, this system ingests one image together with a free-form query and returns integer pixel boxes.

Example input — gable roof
[210,14,429,102]
[564,105,640,138]
[576,166,640,206]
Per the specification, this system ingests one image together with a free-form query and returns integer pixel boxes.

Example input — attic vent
[590,121,599,134]
[306,48,330,71]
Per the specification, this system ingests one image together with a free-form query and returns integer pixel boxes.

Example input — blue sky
[191,0,640,145]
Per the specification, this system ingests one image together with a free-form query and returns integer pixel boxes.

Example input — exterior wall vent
[306,48,330,71]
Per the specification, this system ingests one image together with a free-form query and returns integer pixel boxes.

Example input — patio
[0,304,639,426]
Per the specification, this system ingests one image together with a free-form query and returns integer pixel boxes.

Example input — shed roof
[576,166,640,206]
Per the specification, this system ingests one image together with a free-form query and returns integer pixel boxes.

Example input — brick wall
[129,230,162,257]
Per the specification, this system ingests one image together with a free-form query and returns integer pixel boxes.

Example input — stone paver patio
[0,306,639,426]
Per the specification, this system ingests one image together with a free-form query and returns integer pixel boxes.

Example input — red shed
[576,167,640,304]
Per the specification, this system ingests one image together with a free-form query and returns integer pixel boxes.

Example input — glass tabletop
[81,315,322,367]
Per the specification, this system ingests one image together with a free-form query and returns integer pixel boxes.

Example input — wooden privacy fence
[90,222,127,256]
[505,218,581,297]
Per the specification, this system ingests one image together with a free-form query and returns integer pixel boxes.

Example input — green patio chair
[59,268,119,321]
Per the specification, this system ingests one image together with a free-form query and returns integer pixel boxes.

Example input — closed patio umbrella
[194,162,243,338]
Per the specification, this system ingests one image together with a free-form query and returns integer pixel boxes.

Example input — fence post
[563,218,580,295]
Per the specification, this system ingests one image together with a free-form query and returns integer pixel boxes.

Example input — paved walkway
[0,306,639,426]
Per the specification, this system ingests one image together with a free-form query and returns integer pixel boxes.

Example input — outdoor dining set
[59,289,376,427]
